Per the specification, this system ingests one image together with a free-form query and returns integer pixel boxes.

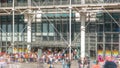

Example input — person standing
[78,58,82,68]
[0,55,7,68]
[92,60,100,68]
[118,59,120,68]
[62,58,66,68]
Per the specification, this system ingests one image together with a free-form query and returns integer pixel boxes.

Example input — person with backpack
[103,56,117,68]
[104,60,117,68]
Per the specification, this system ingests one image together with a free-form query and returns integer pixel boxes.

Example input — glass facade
[0,0,120,58]
[96,13,120,57]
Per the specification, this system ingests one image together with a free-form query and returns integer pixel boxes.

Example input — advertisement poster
[98,50,104,62]
[112,50,119,57]
[98,50,103,56]
[105,50,111,56]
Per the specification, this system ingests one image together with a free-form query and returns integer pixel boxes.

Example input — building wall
[0,0,120,57]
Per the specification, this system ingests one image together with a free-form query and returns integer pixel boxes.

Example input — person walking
[92,60,100,68]
[78,58,82,68]
[0,55,7,68]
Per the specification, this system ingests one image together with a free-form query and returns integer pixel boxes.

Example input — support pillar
[12,0,15,53]
[119,34,120,54]
[80,13,86,64]
[27,14,32,53]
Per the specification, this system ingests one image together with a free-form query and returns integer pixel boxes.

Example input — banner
[97,50,104,62]
[112,50,119,57]
[105,50,111,56]
[98,50,103,56]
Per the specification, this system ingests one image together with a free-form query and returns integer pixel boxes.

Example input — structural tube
[27,14,32,53]
[80,13,86,64]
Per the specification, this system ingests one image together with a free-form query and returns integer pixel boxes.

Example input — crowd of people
[2,48,120,68]
[0,48,78,68]
[39,48,78,68]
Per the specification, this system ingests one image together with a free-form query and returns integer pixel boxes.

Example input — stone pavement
[5,61,79,68]
[3,60,102,68]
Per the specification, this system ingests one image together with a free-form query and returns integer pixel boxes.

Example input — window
[42,23,48,36]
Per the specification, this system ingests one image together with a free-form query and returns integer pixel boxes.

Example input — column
[27,14,32,53]
[80,12,86,64]
[12,0,15,53]
[119,34,120,54]
[81,0,86,61]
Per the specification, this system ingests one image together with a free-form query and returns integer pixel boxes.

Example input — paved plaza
[8,61,79,68]
[2,60,97,68]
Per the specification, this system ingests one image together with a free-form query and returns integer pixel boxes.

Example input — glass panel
[63,23,68,33]
[49,23,54,33]
[112,13,120,21]
[14,24,17,32]
[8,24,11,32]
[8,15,12,22]
[97,36,103,42]
[43,36,48,41]
[1,16,7,22]
[42,23,48,36]
[49,36,54,41]
[49,23,54,36]
[75,23,80,32]
[112,23,119,32]
[7,0,12,6]
[36,23,41,32]
[97,24,103,32]
[19,24,23,32]
[113,34,119,42]
[2,24,6,32]
[2,33,6,41]
[104,23,111,32]
[56,23,61,32]
[105,34,111,42]
[31,23,36,33]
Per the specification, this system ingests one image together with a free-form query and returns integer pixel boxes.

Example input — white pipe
[27,14,32,53]
[12,0,15,53]
[69,0,72,60]
[80,13,86,64]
